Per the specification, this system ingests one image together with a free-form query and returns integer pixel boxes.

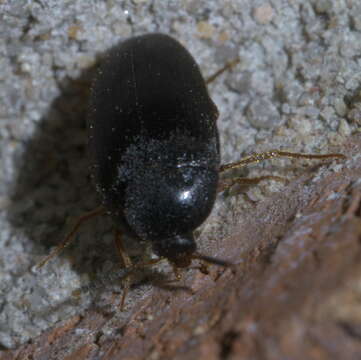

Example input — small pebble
[247,98,282,129]
[197,21,215,38]
[253,4,274,24]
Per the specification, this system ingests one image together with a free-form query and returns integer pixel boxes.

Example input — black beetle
[88,33,221,268]
[37,33,345,306]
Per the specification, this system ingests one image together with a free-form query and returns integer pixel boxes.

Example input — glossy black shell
[88,33,220,263]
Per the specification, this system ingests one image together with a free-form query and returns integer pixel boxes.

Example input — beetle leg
[218,176,288,193]
[114,235,165,310]
[114,230,133,268]
[36,206,106,269]
[220,150,345,173]
[206,58,240,85]
[114,230,133,310]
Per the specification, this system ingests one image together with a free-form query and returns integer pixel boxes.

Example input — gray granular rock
[247,97,282,129]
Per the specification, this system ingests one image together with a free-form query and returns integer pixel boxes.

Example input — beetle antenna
[192,252,234,269]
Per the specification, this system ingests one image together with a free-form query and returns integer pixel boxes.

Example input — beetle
[37,33,345,307]
[88,33,223,269]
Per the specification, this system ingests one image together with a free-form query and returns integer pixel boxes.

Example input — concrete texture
[0,0,360,354]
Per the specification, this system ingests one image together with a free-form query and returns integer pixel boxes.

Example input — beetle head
[152,232,196,268]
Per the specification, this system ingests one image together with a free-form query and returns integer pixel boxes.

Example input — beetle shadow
[6,41,197,317]
[6,54,113,278]
[7,41,157,266]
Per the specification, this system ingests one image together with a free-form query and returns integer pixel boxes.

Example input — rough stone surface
[0,0,360,357]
